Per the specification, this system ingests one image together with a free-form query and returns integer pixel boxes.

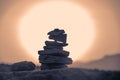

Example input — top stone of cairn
[47,28,67,44]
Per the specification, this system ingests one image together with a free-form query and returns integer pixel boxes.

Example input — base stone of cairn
[38,28,72,70]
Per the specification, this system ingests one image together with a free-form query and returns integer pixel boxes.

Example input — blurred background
[0,0,120,70]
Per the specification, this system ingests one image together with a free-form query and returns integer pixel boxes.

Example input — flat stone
[39,53,68,57]
[38,49,69,57]
[41,63,67,70]
[47,28,65,36]
[45,41,68,46]
[39,55,72,64]
[49,34,67,43]
[38,53,69,57]
[43,46,63,50]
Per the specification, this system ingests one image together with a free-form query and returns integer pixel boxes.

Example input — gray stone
[38,49,69,57]
[47,29,66,43]
[43,46,63,50]
[49,34,67,43]
[11,61,36,71]
[45,41,68,46]
[38,28,73,70]
[41,64,67,70]
[48,28,65,36]
[39,53,68,57]
[39,55,72,64]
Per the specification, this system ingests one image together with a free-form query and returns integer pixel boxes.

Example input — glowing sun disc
[19,1,95,63]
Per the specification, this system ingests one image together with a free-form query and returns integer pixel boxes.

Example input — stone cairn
[38,28,72,70]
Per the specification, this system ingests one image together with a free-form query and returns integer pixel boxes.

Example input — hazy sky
[0,0,120,64]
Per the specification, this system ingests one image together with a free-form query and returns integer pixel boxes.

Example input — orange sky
[0,0,120,64]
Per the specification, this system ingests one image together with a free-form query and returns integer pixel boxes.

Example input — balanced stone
[43,46,63,50]
[47,29,67,43]
[41,63,67,70]
[45,41,68,46]
[39,52,69,57]
[38,49,69,56]
[49,34,67,43]
[48,29,65,36]
[39,55,72,64]
[38,28,73,70]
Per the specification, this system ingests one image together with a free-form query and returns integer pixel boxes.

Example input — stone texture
[43,46,63,50]
[41,64,68,70]
[38,29,72,70]
[39,52,68,57]
[38,49,69,57]
[49,34,67,43]
[47,29,67,43]
[45,41,68,46]
[0,68,120,80]
[11,61,36,71]
[48,29,65,36]
[39,55,72,64]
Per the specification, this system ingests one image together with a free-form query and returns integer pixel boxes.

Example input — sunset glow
[19,1,95,62]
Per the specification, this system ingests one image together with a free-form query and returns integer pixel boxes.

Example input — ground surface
[0,68,120,80]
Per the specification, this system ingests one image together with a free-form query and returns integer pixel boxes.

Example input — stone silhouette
[38,28,72,70]
[11,61,36,71]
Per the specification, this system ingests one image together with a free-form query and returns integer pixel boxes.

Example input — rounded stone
[11,61,36,71]
[39,55,72,64]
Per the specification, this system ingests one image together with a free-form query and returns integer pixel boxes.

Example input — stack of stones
[38,29,72,70]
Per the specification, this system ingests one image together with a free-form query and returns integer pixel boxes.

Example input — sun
[18,1,95,64]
